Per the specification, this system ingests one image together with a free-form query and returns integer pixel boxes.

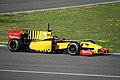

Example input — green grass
[0,2,120,52]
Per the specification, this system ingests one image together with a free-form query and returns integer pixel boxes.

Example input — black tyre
[67,42,80,55]
[86,40,96,44]
[8,39,22,52]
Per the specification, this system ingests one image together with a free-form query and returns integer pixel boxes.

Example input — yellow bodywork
[29,41,52,52]
[55,42,70,50]
[29,41,70,52]
[28,30,53,52]
[80,42,103,54]
[29,41,104,54]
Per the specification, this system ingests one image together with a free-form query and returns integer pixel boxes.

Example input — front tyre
[8,39,22,52]
[67,42,80,55]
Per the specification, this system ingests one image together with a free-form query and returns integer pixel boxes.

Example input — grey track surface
[0,46,120,80]
[0,0,119,13]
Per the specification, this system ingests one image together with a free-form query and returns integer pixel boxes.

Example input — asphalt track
[0,46,120,80]
[0,0,119,13]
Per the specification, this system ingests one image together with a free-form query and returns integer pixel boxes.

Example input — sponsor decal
[80,50,92,56]
[9,35,20,39]
[42,32,47,39]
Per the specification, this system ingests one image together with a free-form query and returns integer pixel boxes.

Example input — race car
[7,26,110,56]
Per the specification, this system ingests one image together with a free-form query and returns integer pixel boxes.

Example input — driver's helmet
[53,35,59,40]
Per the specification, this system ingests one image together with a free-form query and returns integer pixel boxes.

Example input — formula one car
[7,25,110,56]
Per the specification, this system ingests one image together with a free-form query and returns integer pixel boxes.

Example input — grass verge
[0,2,120,52]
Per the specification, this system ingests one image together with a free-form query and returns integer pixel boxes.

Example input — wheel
[8,39,22,52]
[86,40,96,44]
[67,42,80,55]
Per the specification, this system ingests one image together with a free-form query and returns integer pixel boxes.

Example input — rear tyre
[67,42,80,55]
[8,39,22,52]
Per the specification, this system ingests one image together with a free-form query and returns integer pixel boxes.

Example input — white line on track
[0,1,120,15]
[0,45,7,47]
[0,69,120,78]
[104,53,120,55]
